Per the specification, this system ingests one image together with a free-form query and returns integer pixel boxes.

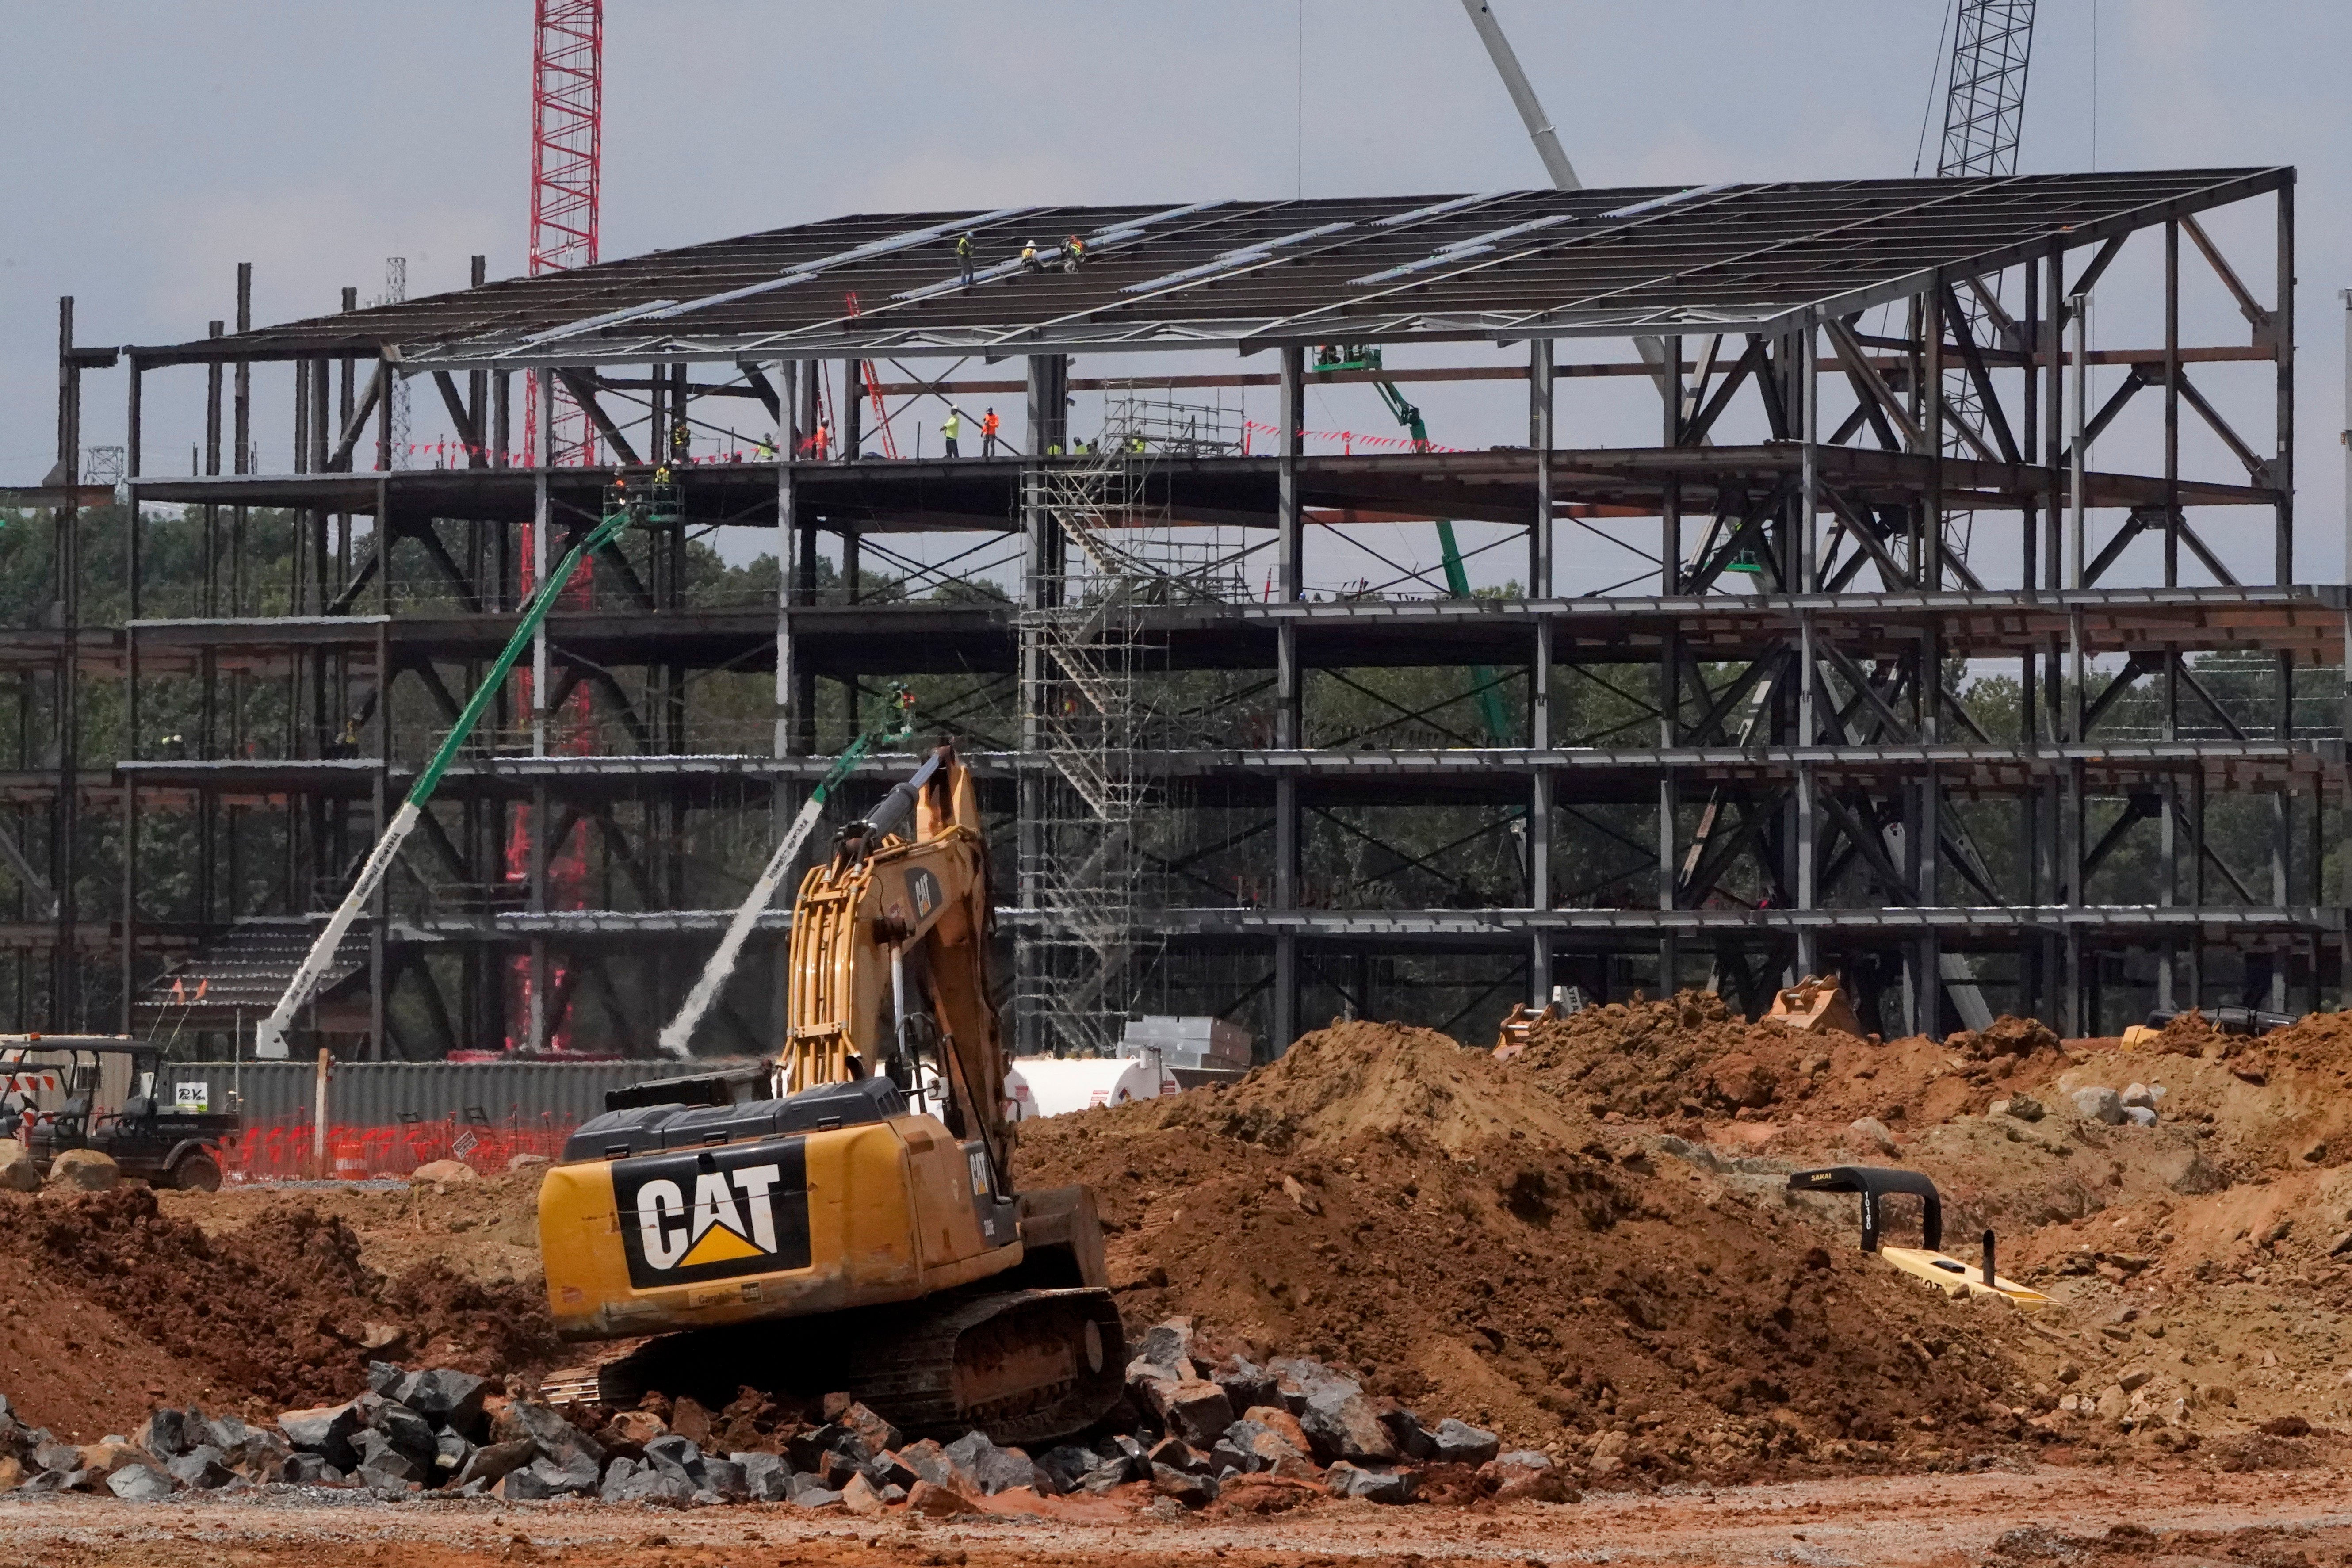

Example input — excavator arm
[784,743,1011,1182]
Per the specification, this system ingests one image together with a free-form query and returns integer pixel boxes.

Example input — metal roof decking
[130,168,2290,368]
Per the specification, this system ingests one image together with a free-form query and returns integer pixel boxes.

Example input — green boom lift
[1314,344,1514,746]
[253,480,651,1059]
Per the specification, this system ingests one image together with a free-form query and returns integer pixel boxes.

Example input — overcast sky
[4,0,2346,585]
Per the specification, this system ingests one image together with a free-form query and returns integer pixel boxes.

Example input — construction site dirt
[9,1003,2352,1557]
[1,1458,2351,1566]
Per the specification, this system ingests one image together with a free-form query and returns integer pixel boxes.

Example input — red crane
[523,0,601,466]
[509,0,604,1049]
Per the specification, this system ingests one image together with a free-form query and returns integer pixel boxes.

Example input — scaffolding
[1017,445,1166,1058]
[1100,390,1245,460]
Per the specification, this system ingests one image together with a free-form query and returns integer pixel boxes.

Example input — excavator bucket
[1493,1000,1560,1061]
[1764,974,1862,1036]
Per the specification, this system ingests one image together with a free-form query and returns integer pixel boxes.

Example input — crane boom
[655,696,916,1059]
[1457,0,1580,191]
[1454,1,1683,427]
[252,497,635,1059]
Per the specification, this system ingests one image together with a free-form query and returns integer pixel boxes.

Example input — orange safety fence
[219,1114,575,1183]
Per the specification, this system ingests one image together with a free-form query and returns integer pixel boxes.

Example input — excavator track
[838,1286,1126,1445]
[543,1286,1126,1448]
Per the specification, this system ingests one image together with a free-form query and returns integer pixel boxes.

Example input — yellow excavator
[535,742,1124,1443]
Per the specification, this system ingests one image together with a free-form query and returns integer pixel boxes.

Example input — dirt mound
[1510,991,1764,1117]
[1015,1018,2046,1483]
[0,1186,558,1426]
[1505,991,2061,1133]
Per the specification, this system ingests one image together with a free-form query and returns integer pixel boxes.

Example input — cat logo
[614,1137,812,1290]
[906,867,941,921]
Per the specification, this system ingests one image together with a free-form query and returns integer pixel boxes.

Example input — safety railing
[220,1111,574,1183]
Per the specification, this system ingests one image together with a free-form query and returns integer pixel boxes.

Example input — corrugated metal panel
[170,1060,765,1129]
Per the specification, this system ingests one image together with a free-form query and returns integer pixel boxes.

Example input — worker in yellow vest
[941,408,963,459]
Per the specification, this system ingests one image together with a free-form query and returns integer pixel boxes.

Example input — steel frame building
[5,166,2337,1058]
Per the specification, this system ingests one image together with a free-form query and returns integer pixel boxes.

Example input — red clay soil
[8,1464,2352,1567]
[0,1186,557,1435]
[1509,989,2069,1131]
[1013,1017,2053,1483]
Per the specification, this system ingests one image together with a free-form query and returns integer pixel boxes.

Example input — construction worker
[811,420,831,462]
[1060,233,1086,272]
[980,407,1001,457]
[956,231,975,288]
[941,407,962,459]
[1020,239,1043,274]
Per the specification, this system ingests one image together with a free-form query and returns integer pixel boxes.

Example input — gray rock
[206,1413,256,1453]
[1147,1435,1209,1476]
[734,1451,793,1503]
[1382,1407,1436,1459]
[857,1449,919,1492]
[277,1453,342,1486]
[643,1433,708,1488]
[1208,1353,1280,1413]
[2125,1105,2158,1128]
[1078,1457,1134,1493]
[2073,1086,2126,1124]
[1428,1417,1500,1465]
[1152,1380,1235,1448]
[355,1448,422,1489]
[702,1458,749,1502]
[1209,1436,1257,1476]
[788,1471,843,1508]
[358,1396,441,1473]
[166,1446,234,1490]
[1148,1462,1216,1507]
[139,1408,193,1460]
[1037,1444,1101,1494]
[394,1369,490,1439]
[496,1461,557,1500]
[2004,1092,2047,1123]
[434,1431,475,1478]
[604,1468,695,1507]
[942,1430,1044,1495]
[1269,1355,1358,1411]
[1297,1385,1399,1463]
[31,1438,82,1475]
[504,1400,604,1468]
[453,1438,537,1489]
[1326,1460,1416,1503]
[278,1401,365,1471]
[529,1452,600,1497]
[228,1427,292,1478]
[106,1463,175,1503]
[365,1361,404,1396]
[2122,1082,2165,1109]
[1128,1318,1196,1381]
